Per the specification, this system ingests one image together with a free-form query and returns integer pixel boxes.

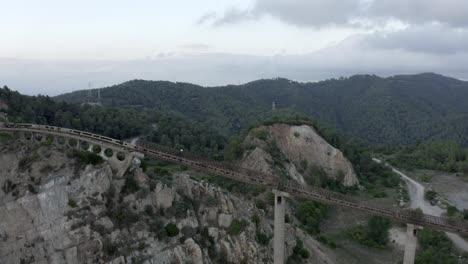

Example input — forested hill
[55,73,468,146]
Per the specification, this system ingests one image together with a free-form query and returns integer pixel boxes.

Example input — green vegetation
[317,235,337,248]
[120,173,140,195]
[287,240,310,264]
[68,199,77,208]
[389,140,468,174]
[0,86,226,158]
[54,74,468,146]
[0,132,12,143]
[296,201,328,234]
[164,223,180,237]
[424,190,437,203]
[415,228,457,264]
[347,216,391,248]
[464,210,468,220]
[73,150,103,165]
[255,231,270,245]
[108,204,139,228]
[227,219,249,235]
[446,205,458,217]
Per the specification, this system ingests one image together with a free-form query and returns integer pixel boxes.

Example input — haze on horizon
[2,0,468,95]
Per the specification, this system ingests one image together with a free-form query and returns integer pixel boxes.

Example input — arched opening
[58,136,66,145]
[34,133,43,141]
[116,152,126,161]
[80,141,90,151]
[104,148,114,158]
[92,145,102,154]
[69,138,78,148]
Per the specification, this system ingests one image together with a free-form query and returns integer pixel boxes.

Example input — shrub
[0,132,12,143]
[446,205,458,217]
[109,205,139,228]
[255,199,267,210]
[227,219,248,235]
[463,210,468,220]
[253,128,269,141]
[165,223,180,237]
[317,236,337,248]
[74,150,103,165]
[121,175,140,195]
[416,228,456,264]
[288,240,310,263]
[256,231,270,245]
[154,166,170,176]
[347,216,390,248]
[425,190,437,202]
[68,199,77,208]
[296,201,328,234]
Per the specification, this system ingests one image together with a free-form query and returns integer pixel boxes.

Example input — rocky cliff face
[242,124,359,187]
[0,133,337,264]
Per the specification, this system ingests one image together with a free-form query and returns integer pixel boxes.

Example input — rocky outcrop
[242,124,358,186]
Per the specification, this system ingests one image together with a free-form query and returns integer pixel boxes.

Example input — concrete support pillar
[273,189,290,264]
[403,224,419,264]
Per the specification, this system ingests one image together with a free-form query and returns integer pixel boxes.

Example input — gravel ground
[373,159,468,252]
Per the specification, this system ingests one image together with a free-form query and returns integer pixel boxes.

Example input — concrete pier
[403,224,419,264]
[273,189,290,264]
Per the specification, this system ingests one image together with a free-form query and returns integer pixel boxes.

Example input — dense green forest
[56,73,468,146]
[0,86,226,158]
[385,140,468,175]
[1,86,398,192]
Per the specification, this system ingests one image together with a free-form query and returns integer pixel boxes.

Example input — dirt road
[372,158,468,252]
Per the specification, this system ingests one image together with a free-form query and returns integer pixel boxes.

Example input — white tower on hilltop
[272,101,276,111]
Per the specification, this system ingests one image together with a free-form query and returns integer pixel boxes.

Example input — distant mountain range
[55,73,468,146]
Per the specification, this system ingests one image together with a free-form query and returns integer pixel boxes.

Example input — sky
[1,0,468,95]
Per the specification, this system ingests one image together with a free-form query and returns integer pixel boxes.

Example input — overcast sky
[1,0,468,95]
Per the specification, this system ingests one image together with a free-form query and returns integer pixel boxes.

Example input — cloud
[196,12,217,25]
[209,0,468,28]
[210,0,361,27]
[213,7,255,26]
[361,24,468,54]
[253,0,361,27]
[368,0,468,28]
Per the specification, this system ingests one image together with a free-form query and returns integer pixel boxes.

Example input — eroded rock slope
[242,124,358,187]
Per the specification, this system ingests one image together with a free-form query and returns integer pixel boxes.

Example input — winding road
[373,158,468,252]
